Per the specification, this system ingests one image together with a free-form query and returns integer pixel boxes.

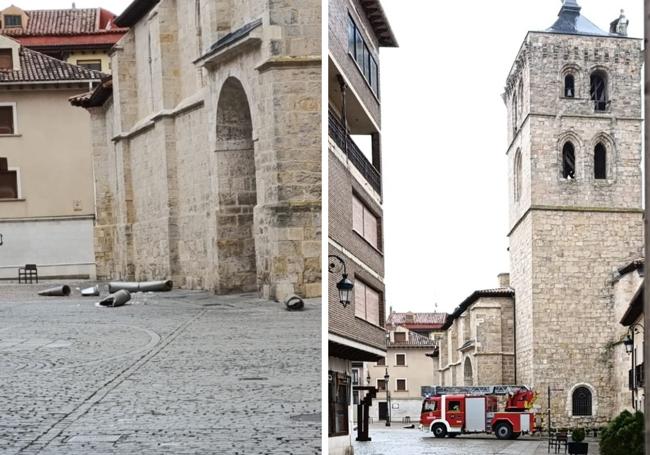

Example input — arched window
[590,71,608,111]
[512,90,518,134]
[514,148,522,201]
[572,386,593,416]
[594,143,607,179]
[463,358,473,386]
[564,74,575,98]
[517,79,524,121]
[562,142,576,179]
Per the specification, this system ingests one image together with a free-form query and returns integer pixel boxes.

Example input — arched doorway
[463,357,473,386]
[215,77,257,293]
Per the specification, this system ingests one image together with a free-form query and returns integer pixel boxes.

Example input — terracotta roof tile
[387,312,447,326]
[1,8,127,37]
[0,47,104,83]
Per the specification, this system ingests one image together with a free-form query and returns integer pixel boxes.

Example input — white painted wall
[0,217,95,279]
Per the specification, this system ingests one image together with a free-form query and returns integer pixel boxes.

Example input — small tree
[599,410,644,455]
[571,428,585,442]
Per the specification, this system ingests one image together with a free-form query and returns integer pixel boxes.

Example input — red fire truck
[419,385,537,440]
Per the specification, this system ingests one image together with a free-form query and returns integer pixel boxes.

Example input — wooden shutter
[354,280,366,319]
[352,196,363,234]
[365,286,380,326]
[364,208,378,247]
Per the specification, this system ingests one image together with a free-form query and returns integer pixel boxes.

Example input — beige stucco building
[73,0,321,300]
[365,325,438,423]
[0,35,102,279]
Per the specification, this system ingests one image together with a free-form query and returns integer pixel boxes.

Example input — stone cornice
[508,205,643,237]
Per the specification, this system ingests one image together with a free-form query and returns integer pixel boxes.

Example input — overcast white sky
[0,0,131,15]
[379,0,643,314]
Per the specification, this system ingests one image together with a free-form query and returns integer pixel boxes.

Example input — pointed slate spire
[546,0,608,36]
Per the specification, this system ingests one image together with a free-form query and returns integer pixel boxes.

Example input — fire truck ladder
[429,385,530,396]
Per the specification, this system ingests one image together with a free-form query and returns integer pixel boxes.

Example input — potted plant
[568,428,588,455]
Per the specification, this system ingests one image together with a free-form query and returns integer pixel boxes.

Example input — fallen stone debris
[97,289,131,308]
[37,285,71,297]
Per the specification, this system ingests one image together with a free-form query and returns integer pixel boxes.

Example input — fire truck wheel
[431,424,447,438]
[494,422,513,440]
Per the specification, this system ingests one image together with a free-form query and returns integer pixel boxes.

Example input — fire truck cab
[419,386,536,440]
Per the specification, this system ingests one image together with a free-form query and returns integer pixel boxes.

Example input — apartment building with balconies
[327,0,396,452]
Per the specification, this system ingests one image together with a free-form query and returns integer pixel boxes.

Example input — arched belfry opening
[562,142,576,179]
[463,357,473,386]
[215,77,258,293]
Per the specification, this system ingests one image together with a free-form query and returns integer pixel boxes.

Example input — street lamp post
[384,367,391,427]
[623,322,644,409]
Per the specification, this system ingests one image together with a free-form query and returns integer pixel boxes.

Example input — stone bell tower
[504,0,643,426]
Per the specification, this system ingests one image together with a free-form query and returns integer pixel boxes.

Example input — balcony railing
[328,110,381,194]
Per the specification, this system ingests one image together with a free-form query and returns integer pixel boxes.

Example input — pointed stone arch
[590,132,616,182]
[214,76,258,293]
[463,357,473,386]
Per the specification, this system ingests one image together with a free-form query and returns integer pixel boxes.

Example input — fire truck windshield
[422,400,437,412]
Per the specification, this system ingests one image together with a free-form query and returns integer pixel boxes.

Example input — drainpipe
[643,0,650,448]
[336,74,348,157]
[513,294,517,384]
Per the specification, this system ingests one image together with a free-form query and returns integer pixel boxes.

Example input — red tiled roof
[0,47,104,83]
[388,330,437,348]
[15,34,123,47]
[2,8,127,36]
[387,312,447,332]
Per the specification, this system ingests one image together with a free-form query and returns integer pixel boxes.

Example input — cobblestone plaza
[0,283,321,454]
[352,426,601,455]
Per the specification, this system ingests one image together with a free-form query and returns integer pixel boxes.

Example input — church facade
[72,0,322,301]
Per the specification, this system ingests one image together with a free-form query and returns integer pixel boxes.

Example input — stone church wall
[87,0,321,300]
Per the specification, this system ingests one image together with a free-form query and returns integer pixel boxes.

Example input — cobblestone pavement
[352,426,600,454]
[0,282,321,454]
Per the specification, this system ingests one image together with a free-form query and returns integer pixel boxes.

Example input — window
[396,379,407,391]
[4,15,22,28]
[590,71,608,111]
[393,332,406,343]
[376,379,386,391]
[422,400,438,412]
[0,157,17,199]
[376,357,385,366]
[517,79,523,123]
[0,105,14,135]
[0,49,12,70]
[328,371,351,437]
[514,148,522,201]
[76,59,102,72]
[347,15,380,97]
[564,74,575,97]
[395,353,406,366]
[562,142,575,179]
[594,143,607,179]
[512,90,518,134]
[352,195,380,249]
[354,280,381,326]
[572,386,592,416]
[447,400,461,412]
